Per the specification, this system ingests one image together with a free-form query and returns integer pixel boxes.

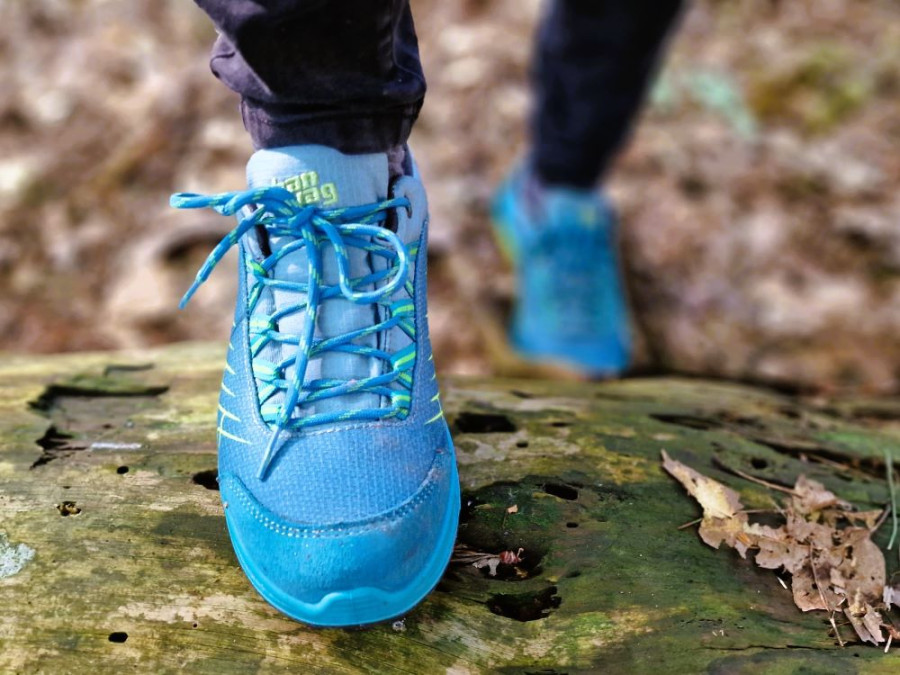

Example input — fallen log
[1,342,898,672]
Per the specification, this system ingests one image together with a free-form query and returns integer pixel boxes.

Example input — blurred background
[1,0,899,393]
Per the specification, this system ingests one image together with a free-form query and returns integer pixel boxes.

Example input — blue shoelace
[171,186,415,478]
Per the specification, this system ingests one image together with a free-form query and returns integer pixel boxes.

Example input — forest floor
[2,0,900,393]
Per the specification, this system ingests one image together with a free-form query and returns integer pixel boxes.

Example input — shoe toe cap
[219,452,458,626]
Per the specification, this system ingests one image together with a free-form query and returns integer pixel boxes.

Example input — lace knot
[173,185,416,479]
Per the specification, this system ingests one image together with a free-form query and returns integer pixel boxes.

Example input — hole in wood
[116,466,129,474]
[650,413,722,431]
[459,496,485,524]
[543,482,578,501]
[35,426,82,452]
[32,425,88,468]
[57,501,81,517]
[516,440,529,448]
[29,380,168,414]
[36,428,70,451]
[456,546,545,582]
[455,412,517,434]
[487,586,561,622]
[108,632,128,643]
[566,522,579,528]
[103,363,154,376]
[751,457,769,470]
[778,406,801,419]
[751,436,886,478]
[456,493,546,581]
[28,374,169,469]
[192,469,219,491]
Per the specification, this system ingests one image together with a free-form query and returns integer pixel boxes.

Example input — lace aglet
[257,426,285,480]
[178,280,203,310]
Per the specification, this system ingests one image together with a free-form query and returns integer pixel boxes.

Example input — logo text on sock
[274,171,339,207]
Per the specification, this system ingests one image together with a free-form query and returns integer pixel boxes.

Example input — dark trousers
[196,0,684,187]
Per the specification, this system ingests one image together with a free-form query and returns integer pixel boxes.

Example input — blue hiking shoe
[171,145,459,627]
[491,164,632,377]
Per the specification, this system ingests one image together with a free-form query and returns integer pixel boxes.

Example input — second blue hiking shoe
[172,145,459,627]
[492,163,632,377]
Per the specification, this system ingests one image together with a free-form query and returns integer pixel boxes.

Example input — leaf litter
[661,450,900,648]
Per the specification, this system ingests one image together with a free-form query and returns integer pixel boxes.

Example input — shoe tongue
[246,145,391,418]
[246,145,389,208]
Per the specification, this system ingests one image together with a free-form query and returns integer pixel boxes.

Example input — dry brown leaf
[845,510,883,529]
[845,610,875,645]
[845,599,886,646]
[753,535,807,574]
[698,515,755,558]
[792,565,830,612]
[839,539,885,606]
[792,475,844,515]
[830,567,847,591]
[661,450,743,520]
[661,450,893,647]
[883,585,900,608]
[862,604,886,645]
[661,450,756,556]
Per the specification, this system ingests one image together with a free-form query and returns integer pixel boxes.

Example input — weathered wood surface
[2,342,900,674]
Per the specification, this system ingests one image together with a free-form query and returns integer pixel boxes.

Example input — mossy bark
[2,342,900,673]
